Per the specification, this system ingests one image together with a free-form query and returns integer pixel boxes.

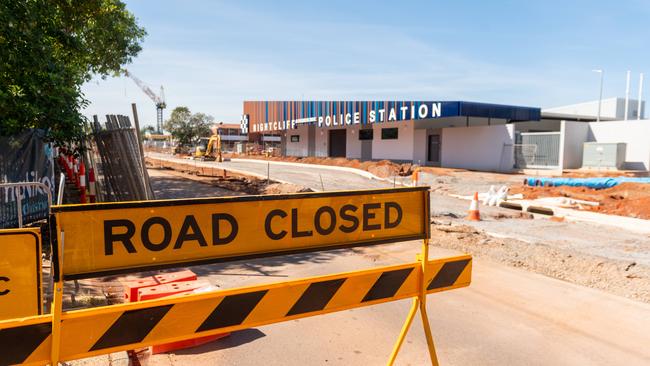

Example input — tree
[0,0,146,147]
[163,107,213,147]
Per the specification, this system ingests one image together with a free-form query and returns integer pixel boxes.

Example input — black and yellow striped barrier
[0,255,471,365]
[0,187,472,365]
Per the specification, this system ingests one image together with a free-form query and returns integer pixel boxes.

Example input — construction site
[1,1,650,366]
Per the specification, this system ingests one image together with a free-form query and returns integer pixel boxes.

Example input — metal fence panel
[515,132,561,169]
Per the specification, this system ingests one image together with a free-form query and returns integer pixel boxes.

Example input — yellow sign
[0,255,471,364]
[53,187,429,279]
[0,228,42,320]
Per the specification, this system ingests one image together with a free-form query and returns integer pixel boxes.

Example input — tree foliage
[0,0,146,147]
[163,107,213,147]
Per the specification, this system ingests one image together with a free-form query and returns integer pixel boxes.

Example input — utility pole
[593,69,604,122]
[624,70,631,120]
[638,73,644,120]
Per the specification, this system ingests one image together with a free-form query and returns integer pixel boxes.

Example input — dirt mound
[264,183,313,195]
[511,182,650,219]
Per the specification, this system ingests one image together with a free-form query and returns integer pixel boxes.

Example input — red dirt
[562,170,649,178]
[510,182,650,219]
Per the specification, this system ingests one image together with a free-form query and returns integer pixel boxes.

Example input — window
[290,135,300,142]
[358,129,373,140]
[381,128,398,140]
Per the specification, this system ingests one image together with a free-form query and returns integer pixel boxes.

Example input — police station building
[242,101,540,171]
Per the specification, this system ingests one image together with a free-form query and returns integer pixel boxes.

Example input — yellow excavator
[192,134,223,162]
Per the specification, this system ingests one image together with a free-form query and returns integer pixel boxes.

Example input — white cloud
[82,4,587,125]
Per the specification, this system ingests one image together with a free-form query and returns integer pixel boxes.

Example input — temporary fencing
[89,114,154,202]
[0,187,472,365]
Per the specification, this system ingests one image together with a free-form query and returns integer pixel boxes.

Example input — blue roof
[453,101,541,122]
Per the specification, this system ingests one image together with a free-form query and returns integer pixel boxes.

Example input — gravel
[430,222,650,303]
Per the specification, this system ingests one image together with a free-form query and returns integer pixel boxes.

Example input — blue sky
[82,0,650,128]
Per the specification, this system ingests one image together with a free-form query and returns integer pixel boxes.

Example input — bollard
[79,162,87,204]
[66,155,73,182]
[73,158,80,188]
[88,168,97,203]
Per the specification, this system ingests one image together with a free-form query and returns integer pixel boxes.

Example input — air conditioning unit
[582,142,626,169]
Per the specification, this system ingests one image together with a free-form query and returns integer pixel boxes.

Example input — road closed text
[54,188,429,279]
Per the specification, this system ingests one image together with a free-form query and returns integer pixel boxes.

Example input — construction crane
[125,70,166,133]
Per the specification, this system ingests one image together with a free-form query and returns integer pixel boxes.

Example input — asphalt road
[148,153,650,265]
[139,163,650,366]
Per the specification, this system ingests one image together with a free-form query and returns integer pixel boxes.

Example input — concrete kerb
[231,158,383,180]
[231,158,424,189]
[146,155,296,188]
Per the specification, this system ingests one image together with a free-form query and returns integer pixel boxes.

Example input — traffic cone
[467,192,481,221]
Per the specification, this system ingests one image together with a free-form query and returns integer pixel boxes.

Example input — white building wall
[346,125,362,159]
[413,128,427,165]
[587,120,650,170]
[371,120,415,161]
[559,121,590,169]
[314,127,330,157]
[441,125,515,172]
[285,126,309,157]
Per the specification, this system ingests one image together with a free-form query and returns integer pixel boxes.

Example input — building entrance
[329,129,347,157]
[428,134,441,163]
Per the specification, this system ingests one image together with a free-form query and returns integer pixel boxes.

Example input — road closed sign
[0,228,42,320]
[53,187,430,279]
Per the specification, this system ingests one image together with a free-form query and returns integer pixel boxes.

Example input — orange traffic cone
[467,192,481,221]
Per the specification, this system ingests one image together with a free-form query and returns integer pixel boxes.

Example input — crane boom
[125,70,164,105]
[125,70,167,133]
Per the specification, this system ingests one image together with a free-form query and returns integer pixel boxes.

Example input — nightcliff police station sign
[242,101,453,133]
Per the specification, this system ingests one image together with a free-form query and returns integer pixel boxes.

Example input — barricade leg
[387,238,440,366]
[50,227,64,365]
[419,300,438,366]
[50,281,63,365]
[419,238,439,365]
[387,297,419,366]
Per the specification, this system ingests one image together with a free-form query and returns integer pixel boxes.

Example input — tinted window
[290,135,300,142]
[381,128,398,140]
[359,129,373,140]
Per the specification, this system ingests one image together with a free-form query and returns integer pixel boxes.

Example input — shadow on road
[170,328,266,355]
